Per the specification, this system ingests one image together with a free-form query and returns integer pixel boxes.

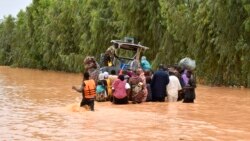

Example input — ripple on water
[1,66,250,141]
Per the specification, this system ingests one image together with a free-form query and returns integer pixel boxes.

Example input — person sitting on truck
[141,56,151,71]
[130,58,140,71]
[103,50,113,67]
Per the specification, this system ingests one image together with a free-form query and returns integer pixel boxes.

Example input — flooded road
[0,66,250,141]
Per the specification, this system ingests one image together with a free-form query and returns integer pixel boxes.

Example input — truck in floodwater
[100,37,149,73]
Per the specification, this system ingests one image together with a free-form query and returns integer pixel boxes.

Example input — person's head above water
[83,72,90,80]
[118,75,125,81]
[158,64,164,70]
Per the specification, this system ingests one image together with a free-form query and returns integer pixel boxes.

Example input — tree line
[0,0,249,87]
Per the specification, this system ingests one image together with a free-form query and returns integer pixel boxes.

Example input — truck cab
[100,38,149,73]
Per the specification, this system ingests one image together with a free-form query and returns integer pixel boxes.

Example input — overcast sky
[0,0,32,19]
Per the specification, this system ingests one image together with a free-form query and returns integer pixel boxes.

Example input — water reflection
[0,66,250,141]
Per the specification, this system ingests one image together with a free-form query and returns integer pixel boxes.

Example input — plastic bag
[179,57,196,70]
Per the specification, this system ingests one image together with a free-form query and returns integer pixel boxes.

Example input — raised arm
[72,83,84,93]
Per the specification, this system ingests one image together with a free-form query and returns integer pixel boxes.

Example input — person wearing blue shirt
[150,64,170,102]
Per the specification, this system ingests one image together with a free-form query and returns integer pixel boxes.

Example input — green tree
[111,0,163,62]
[0,15,15,65]
[0,0,250,87]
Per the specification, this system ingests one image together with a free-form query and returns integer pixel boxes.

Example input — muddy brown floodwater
[0,66,250,141]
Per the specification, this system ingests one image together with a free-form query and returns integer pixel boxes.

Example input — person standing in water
[129,69,145,103]
[112,75,130,104]
[166,71,182,102]
[95,80,107,102]
[183,70,196,103]
[151,64,170,102]
[72,72,96,111]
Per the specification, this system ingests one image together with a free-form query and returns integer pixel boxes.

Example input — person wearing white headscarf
[103,72,109,79]
[98,73,105,80]
[103,72,112,98]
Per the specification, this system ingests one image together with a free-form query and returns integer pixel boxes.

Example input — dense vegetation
[0,0,249,87]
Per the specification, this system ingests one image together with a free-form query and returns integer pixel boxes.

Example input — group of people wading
[72,56,196,111]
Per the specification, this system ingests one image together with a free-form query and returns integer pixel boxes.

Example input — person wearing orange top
[72,72,96,111]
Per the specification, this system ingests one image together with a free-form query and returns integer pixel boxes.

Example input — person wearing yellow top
[107,70,118,101]
[103,72,112,96]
